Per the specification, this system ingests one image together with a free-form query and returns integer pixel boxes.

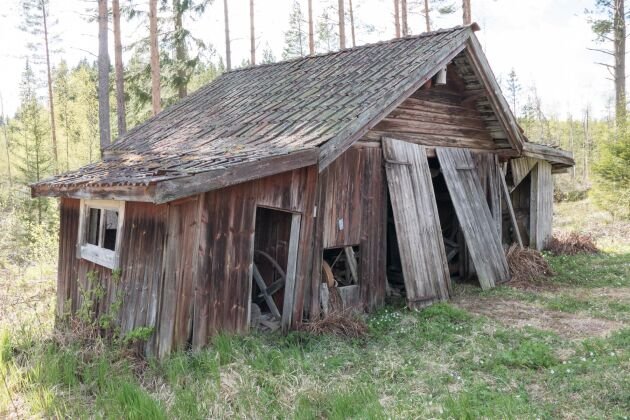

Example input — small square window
[77,200,125,269]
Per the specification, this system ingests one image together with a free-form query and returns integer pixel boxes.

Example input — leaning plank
[281,213,302,332]
[436,147,510,289]
[499,166,523,248]
[383,138,451,309]
[529,160,553,250]
[344,247,359,285]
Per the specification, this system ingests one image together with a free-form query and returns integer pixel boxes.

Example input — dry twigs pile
[506,244,555,285]
[546,232,599,256]
[301,310,368,339]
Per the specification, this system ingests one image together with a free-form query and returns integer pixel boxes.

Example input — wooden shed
[32,24,573,357]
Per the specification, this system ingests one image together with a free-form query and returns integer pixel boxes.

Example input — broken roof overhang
[521,142,575,172]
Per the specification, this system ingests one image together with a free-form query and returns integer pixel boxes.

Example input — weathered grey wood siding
[309,145,387,316]
[529,160,553,250]
[384,138,451,308]
[192,166,318,349]
[437,147,509,289]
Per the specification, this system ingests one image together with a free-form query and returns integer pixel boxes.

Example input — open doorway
[250,206,301,332]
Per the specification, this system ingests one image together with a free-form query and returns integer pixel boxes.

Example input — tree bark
[348,0,356,47]
[462,0,471,25]
[338,0,346,49]
[42,3,58,173]
[423,0,430,31]
[250,0,255,65]
[224,0,231,70]
[112,0,126,134]
[393,0,400,38]
[173,0,187,98]
[149,0,161,115]
[614,0,626,127]
[0,95,12,188]
[401,0,408,36]
[307,0,314,55]
[98,0,111,152]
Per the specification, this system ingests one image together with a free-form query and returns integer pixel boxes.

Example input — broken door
[383,138,451,309]
[436,147,509,289]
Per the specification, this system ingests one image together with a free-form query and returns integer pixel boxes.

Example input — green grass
[1,199,629,418]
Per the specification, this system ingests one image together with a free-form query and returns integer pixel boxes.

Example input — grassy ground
[1,199,629,419]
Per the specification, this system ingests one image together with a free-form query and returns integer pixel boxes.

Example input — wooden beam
[522,142,575,167]
[31,184,156,202]
[281,213,302,332]
[499,166,523,248]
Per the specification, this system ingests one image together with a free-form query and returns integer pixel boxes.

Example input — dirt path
[452,296,624,340]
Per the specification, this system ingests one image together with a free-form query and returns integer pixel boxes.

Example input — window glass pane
[103,210,118,251]
[86,208,101,245]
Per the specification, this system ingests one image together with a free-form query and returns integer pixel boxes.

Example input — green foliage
[592,137,630,219]
[283,0,308,59]
[123,327,155,346]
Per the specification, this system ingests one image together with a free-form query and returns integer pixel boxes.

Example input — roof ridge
[226,24,477,74]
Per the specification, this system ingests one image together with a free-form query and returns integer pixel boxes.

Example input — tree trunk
[112,0,126,135]
[98,0,111,152]
[250,0,255,65]
[348,0,356,47]
[307,0,314,55]
[614,0,626,127]
[0,95,12,188]
[42,3,58,173]
[423,0,430,31]
[173,0,188,98]
[338,0,346,49]
[401,0,408,36]
[224,0,231,70]
[149,0,161,115]
[393,0,400,38]
[462,0,472,25]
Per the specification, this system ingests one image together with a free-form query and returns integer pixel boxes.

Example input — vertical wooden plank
[436,147,509,289]
[281,213,301,332]
[530,160,553,250]
[383,138,451,309]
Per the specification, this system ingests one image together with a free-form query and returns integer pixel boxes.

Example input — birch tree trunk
[42,3,58,172]
[173,0,188,98]
[112,0,126,135]
[224,0,231,70]
[250,0,255,65]
[338,0,346,49]
[149,0,161,115]
[98,0,111,152]
[0,94,11,188]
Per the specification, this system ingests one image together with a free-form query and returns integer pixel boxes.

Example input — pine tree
[283,1,308,59]
[53,60,76,171]
[13,61,53,224]
[317,6,339,53]
[506,68,521,116]
[98,0,111,152]
[592,136,630,219]
[0,94,12,188]
[149,0,162,115]
[588,0,627,129]
[112,0,127,134]
[20,0,59,173]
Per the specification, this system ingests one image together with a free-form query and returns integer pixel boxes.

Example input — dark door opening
[250,206,301,332]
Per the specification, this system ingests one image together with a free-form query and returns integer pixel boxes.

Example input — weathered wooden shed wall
[309,145,387,316]
[57,198,169,354]
[363,72,498,152]
[529,160,554,250]
[192,166,318,349]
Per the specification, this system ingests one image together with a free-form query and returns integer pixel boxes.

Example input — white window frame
[77,199,125,270]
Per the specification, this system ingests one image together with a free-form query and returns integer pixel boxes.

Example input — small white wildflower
[589,352,594,356]
[550,369,555,374]
[610,352,616,356]
[562,361,566,364]
[580,357,586,362]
